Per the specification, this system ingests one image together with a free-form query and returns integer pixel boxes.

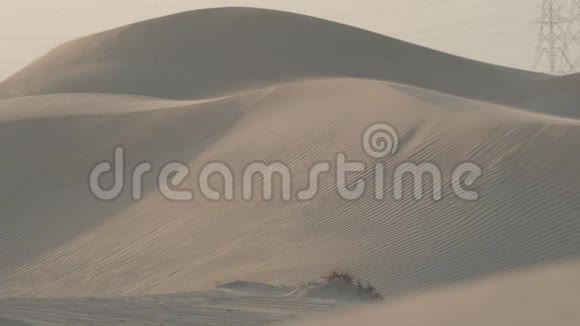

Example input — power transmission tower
[572,0,580,69]
[532,0,575,74]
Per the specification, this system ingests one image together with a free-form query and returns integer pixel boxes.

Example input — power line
[532,0,575,74]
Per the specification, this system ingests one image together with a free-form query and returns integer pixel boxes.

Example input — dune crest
[0,7,548,106]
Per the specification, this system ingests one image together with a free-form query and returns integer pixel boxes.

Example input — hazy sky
[0,0,549,80]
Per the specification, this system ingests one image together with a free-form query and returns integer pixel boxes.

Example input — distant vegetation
[323,270,384,301]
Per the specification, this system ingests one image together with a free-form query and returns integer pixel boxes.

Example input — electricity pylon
[532,0,575,74]
[572,0,580,69]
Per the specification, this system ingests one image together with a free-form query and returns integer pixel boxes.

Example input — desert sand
[0,7,579,325]
[287,260,580,326]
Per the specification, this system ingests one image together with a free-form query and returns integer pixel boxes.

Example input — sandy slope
[0,317,32,326]
[2,7,578,117]
[290,259,580,326]
[0,284,338,325]
[1,260,578,325]
[0,78,579,299]
[0,8,546,105]
[0,280,372,325]
[0,6,579,325]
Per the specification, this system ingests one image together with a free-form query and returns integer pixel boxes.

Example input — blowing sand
[0,7,578,326]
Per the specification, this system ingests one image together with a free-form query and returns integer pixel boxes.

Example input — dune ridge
[0,8,553,108]
[2,8,577,118]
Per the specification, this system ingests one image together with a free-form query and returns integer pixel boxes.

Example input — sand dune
[1,78,578,298]
[0,8,547,105]
[2,7,578,118]
[290,259,580,326]
[0,6,579,325]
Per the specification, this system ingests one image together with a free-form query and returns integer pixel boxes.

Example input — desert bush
[323,270,354,284]
[323,270,383,301]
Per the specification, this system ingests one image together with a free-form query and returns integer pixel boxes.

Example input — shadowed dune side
[1,78,579,297]
[0,7,547,107]
[520,73,580,118]
[0,92,249,277]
